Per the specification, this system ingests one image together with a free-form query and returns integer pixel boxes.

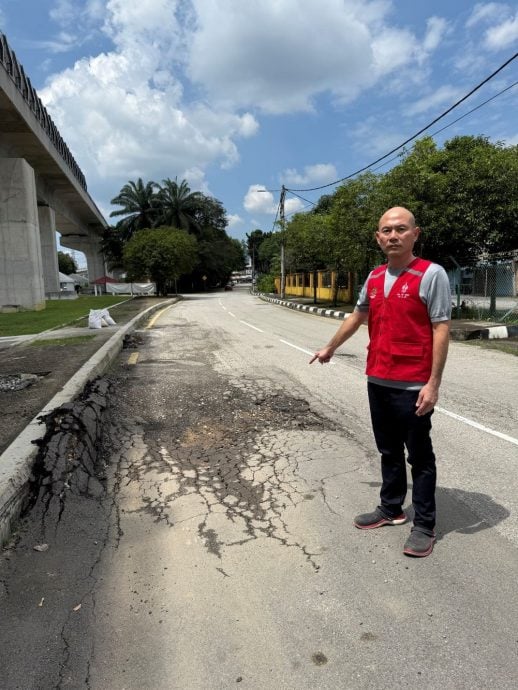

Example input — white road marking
[228,311,236,318]
[228,308,517,448]
[279,339,314,356]
[283,338,517,447]
[436,406,518,447]
[240,320,263,333]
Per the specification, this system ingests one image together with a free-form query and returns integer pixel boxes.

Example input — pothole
[122,333,144,349]
[0,372,49,392]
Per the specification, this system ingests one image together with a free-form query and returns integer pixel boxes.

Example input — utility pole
[280,185,286,299]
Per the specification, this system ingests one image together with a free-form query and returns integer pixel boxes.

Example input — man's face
[375,209,420,260]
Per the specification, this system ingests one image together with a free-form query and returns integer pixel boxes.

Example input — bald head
[378,207,416,231]
[376,206,420,268]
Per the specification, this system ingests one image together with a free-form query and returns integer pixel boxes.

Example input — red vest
[366,258,433,382]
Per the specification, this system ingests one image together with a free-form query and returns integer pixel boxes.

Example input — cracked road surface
[1,288,518,689]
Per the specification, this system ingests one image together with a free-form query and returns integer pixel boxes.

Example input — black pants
[367,382,436,534]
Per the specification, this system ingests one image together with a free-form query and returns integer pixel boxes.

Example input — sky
[0,0,517,267]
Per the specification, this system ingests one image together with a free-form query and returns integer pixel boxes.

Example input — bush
[256,274,276,293]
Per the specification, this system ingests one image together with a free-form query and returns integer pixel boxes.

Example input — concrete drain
[0,373,48,392]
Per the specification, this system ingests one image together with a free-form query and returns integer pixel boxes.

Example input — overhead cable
[286,52,518,193]
[281,79,518,212]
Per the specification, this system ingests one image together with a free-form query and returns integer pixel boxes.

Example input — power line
[286,51,518,193]
[279,79,518,217]
[288,191,317,207]
[269,197,281,233]
[363,79,518,176]
[258,74,516,196]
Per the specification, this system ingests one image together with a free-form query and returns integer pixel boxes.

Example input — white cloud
[40,0,260,189]
[464,2,518,50]
[484,11,518,48]
[33,0,459,223]
[282,164,337,187]
[244,186,277,214]
[243,186,305,217]
[405,85,462,116]
[371,27,417,76]
[50,0,77,24]
[423,17,449,52]
[227,214,244,228]
[350,118,409,158]
[284,197,305,215]
[187,0,424,113]
[23,33,80,54]
[466,3,509,28]
[47,0,105,48]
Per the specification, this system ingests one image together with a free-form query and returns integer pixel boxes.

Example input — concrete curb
[459,324,518,341]
[257,293,352,321]
[256,292,517,340]
[0,298,177,545]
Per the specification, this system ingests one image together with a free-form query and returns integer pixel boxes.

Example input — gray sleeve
[420,264,452,322]
[355,273,372,313]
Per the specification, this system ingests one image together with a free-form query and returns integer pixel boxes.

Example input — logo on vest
[369,287,378,299]
[397,282,410,299]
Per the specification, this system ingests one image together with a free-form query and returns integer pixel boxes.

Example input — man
[310,207,451,558]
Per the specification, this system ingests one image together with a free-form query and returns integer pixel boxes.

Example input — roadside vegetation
[102,177,246,294]
[0,296,128,336]
[248,135,518,316]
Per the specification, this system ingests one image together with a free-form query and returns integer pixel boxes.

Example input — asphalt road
[1,287,518,689]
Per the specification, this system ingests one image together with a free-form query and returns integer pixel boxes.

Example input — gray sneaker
[353,507,407,530]
[403,528,436,557]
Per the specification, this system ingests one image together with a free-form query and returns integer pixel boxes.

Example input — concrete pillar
[0,158,45,311]
[84,242,105,284]
[61,234,105,284]
[38,205,60,295]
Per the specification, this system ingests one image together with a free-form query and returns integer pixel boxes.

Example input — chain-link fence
[448,251,518,322]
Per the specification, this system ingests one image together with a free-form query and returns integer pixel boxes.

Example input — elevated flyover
[0,32,107,311]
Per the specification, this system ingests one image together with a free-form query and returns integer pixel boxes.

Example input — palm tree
[156,178,204,233]
[110,178,158,240]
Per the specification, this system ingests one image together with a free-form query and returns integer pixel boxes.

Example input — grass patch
[0,296,129,337]
[464,339,518,357]
[29,335,97,347]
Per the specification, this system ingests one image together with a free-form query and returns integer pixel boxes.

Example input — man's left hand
[415,383,439,416]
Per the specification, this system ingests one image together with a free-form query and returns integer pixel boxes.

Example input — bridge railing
[0,32,87,192]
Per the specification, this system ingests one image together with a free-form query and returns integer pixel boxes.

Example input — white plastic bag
[88,309,103,329]
[101,308,116,326]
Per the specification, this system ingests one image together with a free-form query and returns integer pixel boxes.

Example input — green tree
[182,229,246,290]
[312,194,335,216]
[425,136,518,263]
[192,195,229,236]
[246,229,273,276]
[110,178,158,240]
[375,135,518,265]
[110,177,245,292]
[57,251,77,275]
[100,226,125,271]
[330,172,381,298]
[285,213,330,303]
[123,227,198,296]
[156,178,205,233]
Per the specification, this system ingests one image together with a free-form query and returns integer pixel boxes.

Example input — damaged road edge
[0,298,176,547]
[26,378,111,523]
